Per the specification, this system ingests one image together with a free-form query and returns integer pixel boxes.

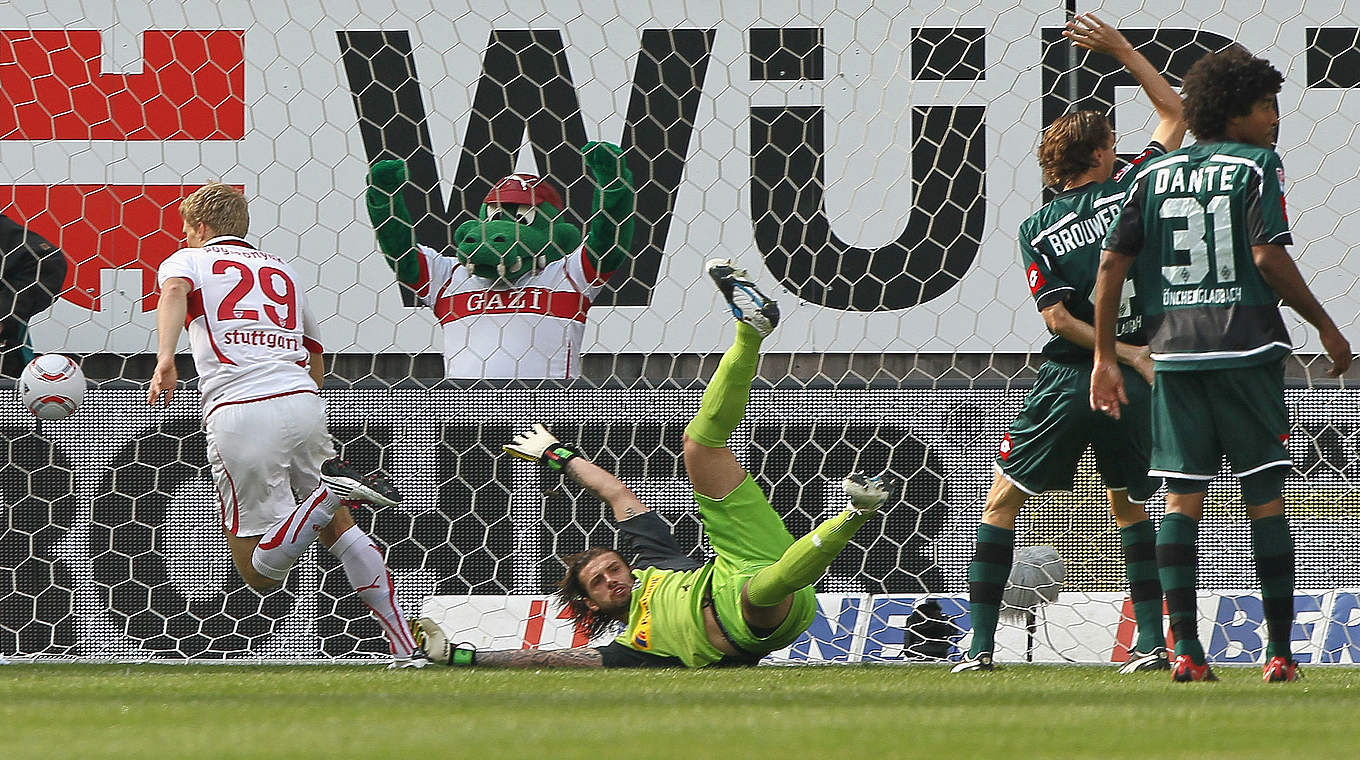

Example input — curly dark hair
[557,547,626,640]
[1182,46,1283,141]
[1038,111,1112,188]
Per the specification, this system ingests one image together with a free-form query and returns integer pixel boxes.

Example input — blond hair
[179,182,249,237]
[1038,111,1112,188]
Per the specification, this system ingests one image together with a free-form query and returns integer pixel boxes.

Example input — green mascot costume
[365,141,635,379]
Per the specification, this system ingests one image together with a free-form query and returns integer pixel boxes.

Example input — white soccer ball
[18,353,86,420]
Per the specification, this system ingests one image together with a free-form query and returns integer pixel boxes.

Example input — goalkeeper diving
[413,260,892,667]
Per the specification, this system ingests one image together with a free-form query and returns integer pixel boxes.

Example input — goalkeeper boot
[950,652,995,673]
[843,472,891,514]
[1170,654,1218,682]
[321,457,402,507]
[707,258,780,338]
[1262,656,1302,682]
[1118,647,1171,674]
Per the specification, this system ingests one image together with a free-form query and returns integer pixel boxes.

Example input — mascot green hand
[364,159,421,287]
[364,141,634,286]
[581,140,636,277]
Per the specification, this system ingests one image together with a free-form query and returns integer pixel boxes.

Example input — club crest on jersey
[1026,263,1046,295]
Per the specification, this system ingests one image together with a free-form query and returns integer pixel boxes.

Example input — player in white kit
[148,182,425,667]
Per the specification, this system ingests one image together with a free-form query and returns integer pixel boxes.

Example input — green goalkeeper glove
[503,424,584,472]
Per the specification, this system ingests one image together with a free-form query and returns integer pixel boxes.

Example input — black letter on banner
[90,418,295,657]
[750,27,986,311]
[0,427,76,655]
[1307,28,1360,88]
[337,28,714,307]
[750,422,949,593]
[1041,27,1233,160]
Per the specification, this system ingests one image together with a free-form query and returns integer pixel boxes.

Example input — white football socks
[251,484,341,581]
[329,524,417,659]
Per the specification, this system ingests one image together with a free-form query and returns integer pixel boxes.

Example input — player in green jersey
[412,259,892,668]
[953,14,1185,673]
[1092,46,1352,682]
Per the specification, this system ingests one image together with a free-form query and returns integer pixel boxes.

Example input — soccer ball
[18,354,86,420]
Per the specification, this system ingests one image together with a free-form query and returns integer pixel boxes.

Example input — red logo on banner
[1026,263,1045,295]
[0,184,240,311]
[0,30,244,140]
[521,598,592,649]
[0,29,247,312]
[1111,596,1174,662]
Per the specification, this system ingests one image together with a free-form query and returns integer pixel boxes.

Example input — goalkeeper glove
[412,617,478,666]
[504,424,584,472]
[842,472,892,513]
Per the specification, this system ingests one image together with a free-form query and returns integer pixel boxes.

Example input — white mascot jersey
[411,243,610,379]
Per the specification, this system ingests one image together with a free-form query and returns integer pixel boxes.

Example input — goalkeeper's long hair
[557,547,625,640]
[1182,45,1283,141]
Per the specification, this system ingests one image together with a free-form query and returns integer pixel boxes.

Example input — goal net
[2,0,1359,664]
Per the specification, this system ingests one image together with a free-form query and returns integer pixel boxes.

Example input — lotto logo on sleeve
[1278,168,1289,222]
[1026,263,1045,295]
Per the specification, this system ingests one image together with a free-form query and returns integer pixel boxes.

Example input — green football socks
[966,523,1014,658]
[685,322,762,448]
[746,508,875,607]
[1157,512,1204,664]
[1251,514,1295,661]
[1119,519,1165,653]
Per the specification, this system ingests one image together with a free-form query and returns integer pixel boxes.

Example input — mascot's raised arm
[364,141,635,379]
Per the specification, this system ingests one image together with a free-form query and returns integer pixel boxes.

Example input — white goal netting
[2,0,1360,664]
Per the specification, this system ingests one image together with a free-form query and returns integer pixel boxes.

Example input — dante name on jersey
[1104,142,1293,370]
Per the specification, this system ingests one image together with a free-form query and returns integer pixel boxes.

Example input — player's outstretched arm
[364,159,422,287]
[473,647,604,668]
[581,141,635,277]
[415,618,604,668]
[1090,249,1136,417]
[1254,244,1354,377]
[148,277,190,406]
[504,424,651,522]
[1064,13,1186,150]
[1041,301,1155,384]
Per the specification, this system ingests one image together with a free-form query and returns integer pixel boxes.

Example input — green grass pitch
[4,663,1359,759]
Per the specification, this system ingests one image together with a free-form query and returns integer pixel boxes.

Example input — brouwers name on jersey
[1044,203,1122,256]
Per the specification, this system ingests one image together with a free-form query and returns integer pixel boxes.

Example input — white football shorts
[204,391,337,536]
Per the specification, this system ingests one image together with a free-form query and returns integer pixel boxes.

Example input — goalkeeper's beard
[592,589,631,622]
